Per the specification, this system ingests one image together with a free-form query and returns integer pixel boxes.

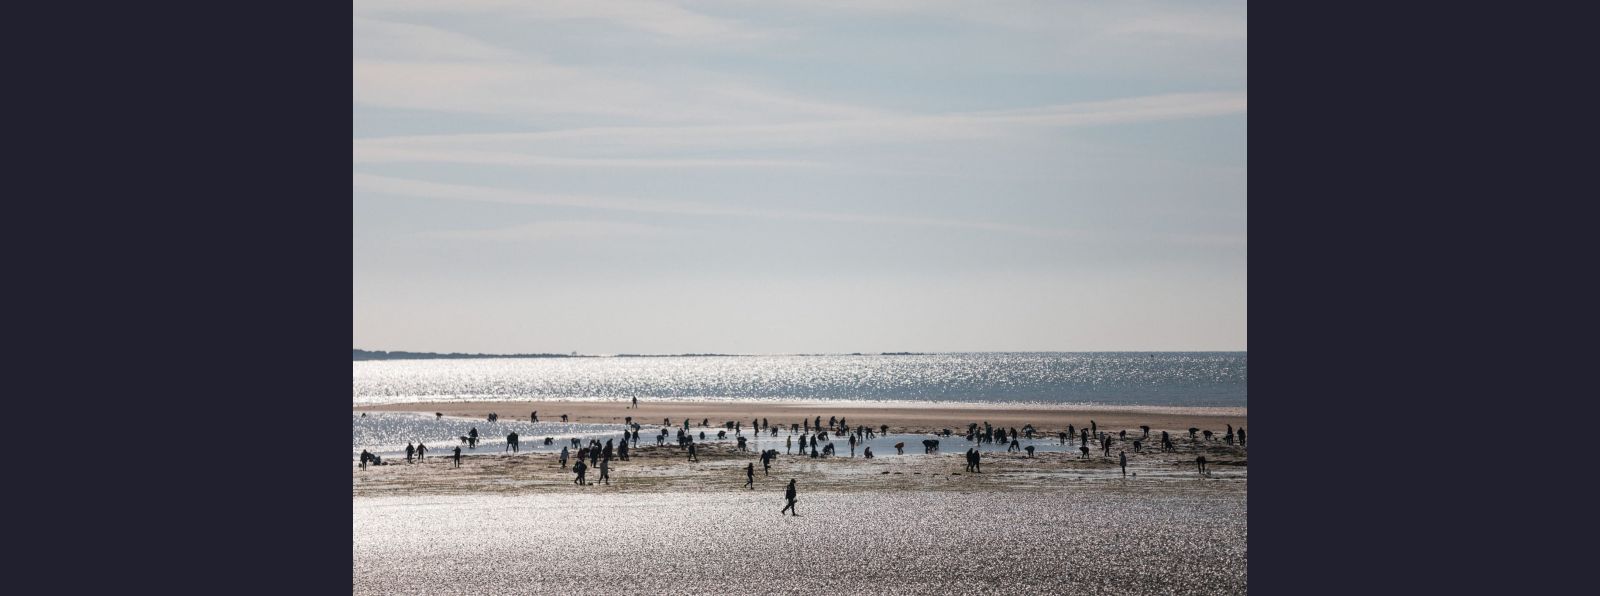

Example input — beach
[354,399,1248,593]
[355,488,1247,594]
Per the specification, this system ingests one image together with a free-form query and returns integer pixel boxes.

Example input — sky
[353,0,1247,355]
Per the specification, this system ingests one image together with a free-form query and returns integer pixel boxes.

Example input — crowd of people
[357,409,1247,510]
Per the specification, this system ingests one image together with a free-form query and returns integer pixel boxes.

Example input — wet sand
[354,437,1246,497]
[355,487,1247,594]
[354,399,1246,435]
[354,400,1248,593]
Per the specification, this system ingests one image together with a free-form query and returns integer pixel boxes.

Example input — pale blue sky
[353,0,1247,354]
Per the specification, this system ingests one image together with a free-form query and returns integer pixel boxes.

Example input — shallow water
[354,352,1247,407]
[356,413,1154,460]
[354,489,1247,594]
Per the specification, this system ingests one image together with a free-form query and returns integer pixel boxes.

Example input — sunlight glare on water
[353,352,1246,407]
[354,490,1247,594]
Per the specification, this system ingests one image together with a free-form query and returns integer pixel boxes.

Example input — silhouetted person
[1008,438,1020,452]
[1079,445,1090,459]
[1238,428,1246,447]
[560,446,570,469]
[618,441,629,461]
[1119,451,1127,477]
[573,460,588,485]
[1067,424,1075,443]
[688,442,698,462]
[895,442,905,455]
[1025,445,1035,457]
[864,446,874,459]
[1102,439,1111,457]
[1196,455,1208,475]
[1141,425,1150,438]
[849,435,857,457]
[1203,430,1213,441]
[1161,431,1173,452]
[1119,430,1126,440]
[406,442,415,462]
[506,432,519,453]
[1091,420,1097,435]
[531,411,538,423]
[452,446,461,467]
[1059,431,1067,445]
[562,414,569,423]
[359,449,372,469]
[436,412,443,421]
[881,424,889,436]
[417,443,426,461]
[632,397,638,409]
[965,448,975,471]
[787,436,792,454]
[781,479,798,516]
[972,449,982,473]
[1133,440,1142,452]
[744,463,755,489]
[598,459,610,485]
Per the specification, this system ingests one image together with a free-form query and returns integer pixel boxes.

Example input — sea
[354,352,1245,408]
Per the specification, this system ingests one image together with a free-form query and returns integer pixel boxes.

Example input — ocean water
[353,352,1245,408]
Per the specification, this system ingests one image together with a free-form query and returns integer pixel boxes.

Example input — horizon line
[354,348,1248,356]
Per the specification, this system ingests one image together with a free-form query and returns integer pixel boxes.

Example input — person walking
[1119,451,1127,478]
[573,460,588,485]
[452,446,461,468]
[406,442,415,463]
[598,459,610,485]
[781,479,798,516]
[417,442,426,461]
[744,463,755,489]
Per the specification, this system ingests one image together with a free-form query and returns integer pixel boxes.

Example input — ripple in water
[353,352,1247,407]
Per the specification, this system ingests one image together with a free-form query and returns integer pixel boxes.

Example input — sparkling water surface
[354,490,1248,594]
[354,352,1246,407]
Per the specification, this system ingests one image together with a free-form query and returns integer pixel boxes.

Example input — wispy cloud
[353,0,766,41]
[354,173,1076,237]
[352,145,820,168]
[354,92,1246,159]
[420,220,678,242]
[353,18,520,61]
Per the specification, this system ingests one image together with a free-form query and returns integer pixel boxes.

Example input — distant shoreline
[354,349,1242,361]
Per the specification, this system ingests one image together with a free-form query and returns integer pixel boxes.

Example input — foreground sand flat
[355,486,1247,594]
